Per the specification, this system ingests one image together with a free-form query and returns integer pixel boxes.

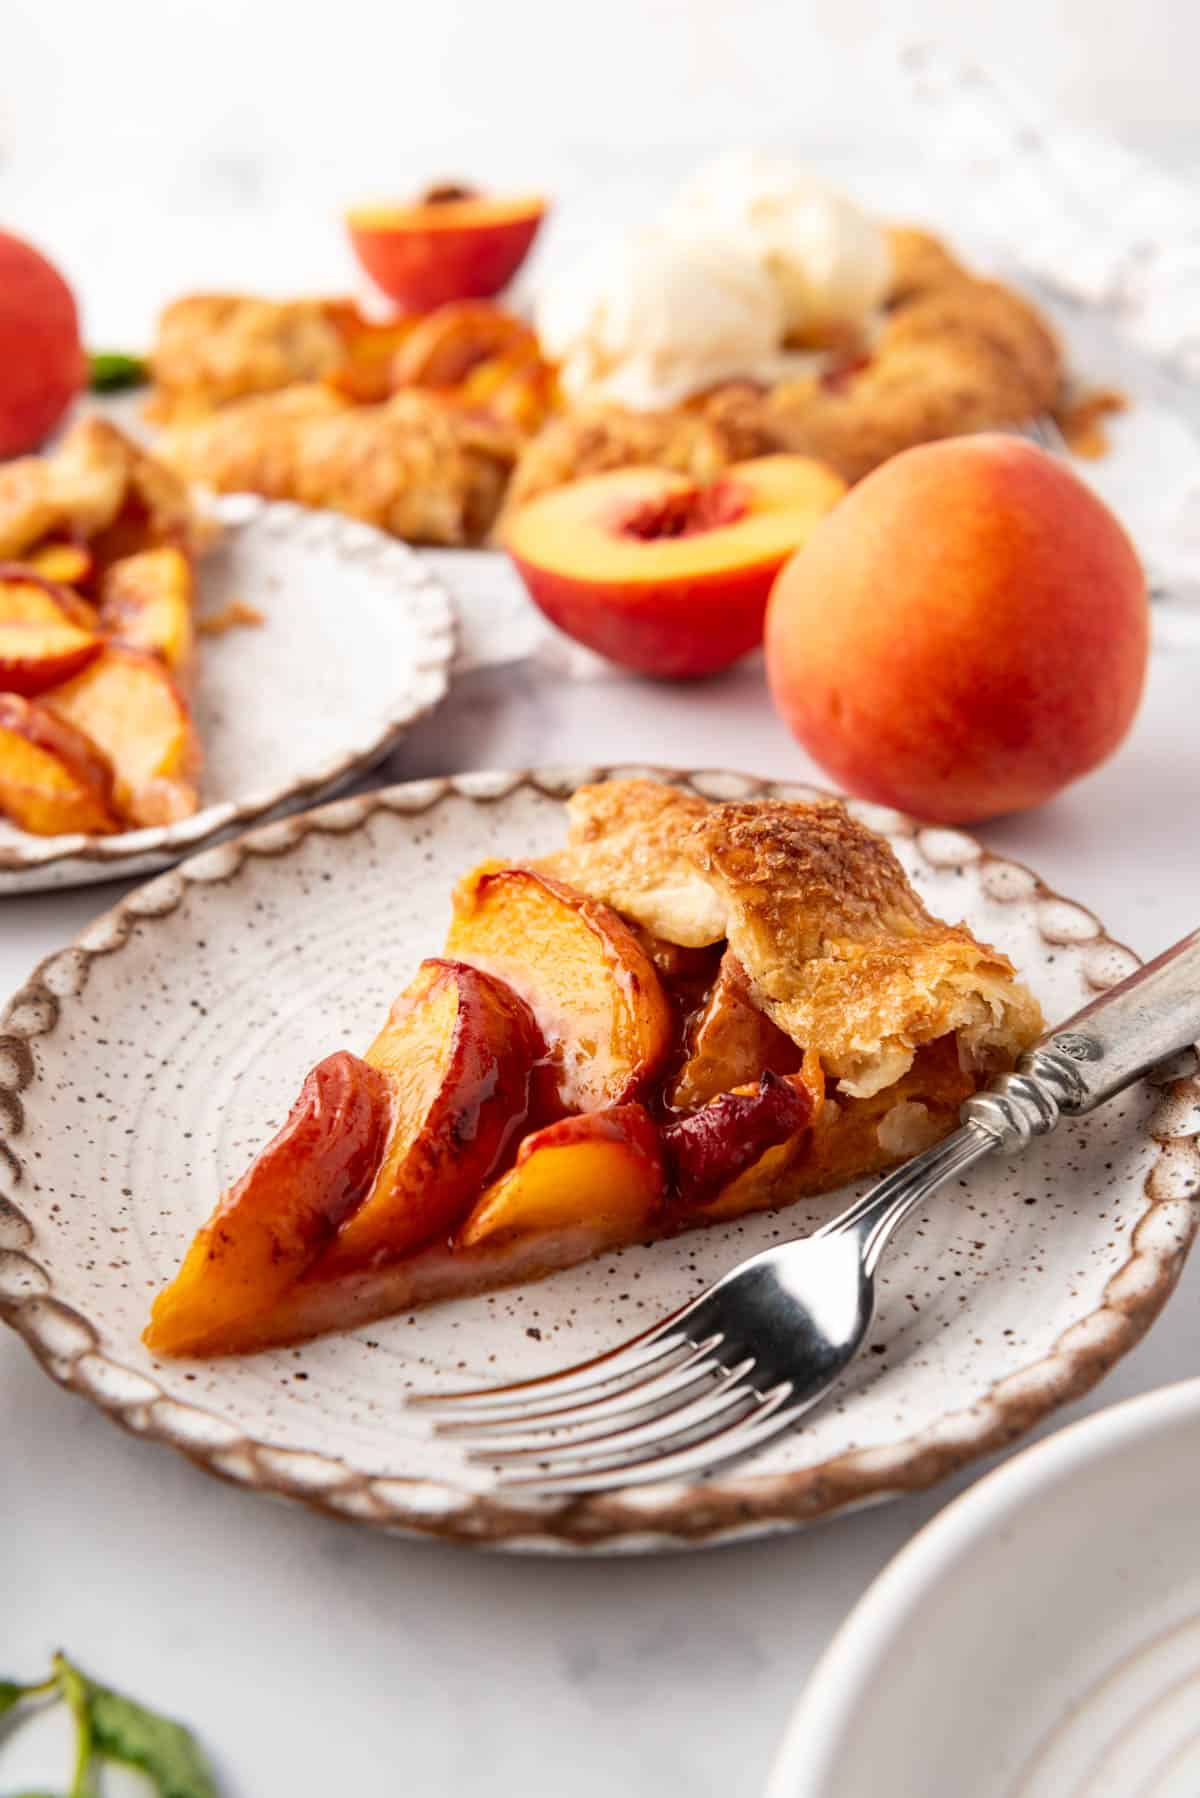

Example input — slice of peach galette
[0,417,214,836]
[145,780,1042,1356]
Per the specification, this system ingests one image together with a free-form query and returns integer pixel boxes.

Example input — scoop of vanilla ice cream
[670,151,891,343]
[535,229,786,411]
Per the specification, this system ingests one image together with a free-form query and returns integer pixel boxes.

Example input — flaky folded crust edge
[541,779,1043,1097]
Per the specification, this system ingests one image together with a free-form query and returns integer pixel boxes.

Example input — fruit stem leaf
[50,1658,94,1798]
[0,1674,57,1719]
[87,351,149,393]
[52,1656,218,1798]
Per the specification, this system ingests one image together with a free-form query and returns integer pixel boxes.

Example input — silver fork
[409,927,1200,1494]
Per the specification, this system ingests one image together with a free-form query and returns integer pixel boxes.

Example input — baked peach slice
[388,302,542,390]
[665,1068,819,1216]
[44,644,200,826]
[0,566,103,694]
[457,1105,665,1249]
[143,1052,393,1357]
[505,456,847,678]
[670,952,804,1110]
[320,958,542,1270]
[99,547,195,681]
[347,186,546,311]
[445,863,674,1110]
[22,541,94,589]
[0,691,119,835]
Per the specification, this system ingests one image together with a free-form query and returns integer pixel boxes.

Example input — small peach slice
[388,302,541,390]
[445,863,674,1111]
[663,1071,816,1210]
[99,547,195,681]
[697,1055,826,1222]
[670,951,803,1110]
[23,541,94,589]
[457,1105,665,1250]
[322,958,542,1269]
[0,566,104,694]
[0,691,119,835]
[44,643,200,826]
[144,1051,392,1357]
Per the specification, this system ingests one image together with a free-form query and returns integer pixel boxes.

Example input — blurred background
[4,0,1197,342]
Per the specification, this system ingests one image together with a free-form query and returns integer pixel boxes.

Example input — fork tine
[434,1337,725,1441]
[496,1384,799,1494]
[407,1324,694,1423]
[470,1356,756,1465]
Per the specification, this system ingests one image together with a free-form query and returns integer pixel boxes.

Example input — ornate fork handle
[832,925,1200,1271]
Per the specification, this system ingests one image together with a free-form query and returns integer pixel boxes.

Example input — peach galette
[145,780,1042,1357]
[0,417,216,836]
[147,154,1091,555]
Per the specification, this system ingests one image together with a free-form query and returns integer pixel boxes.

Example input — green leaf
[0,1676,55,1718]
[0,1685,28,1719]
[54,1660,217,1798]
[87,351,149,393]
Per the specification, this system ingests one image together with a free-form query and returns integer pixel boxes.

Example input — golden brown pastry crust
[162,386,519,547]
[539,779,723,946]
[0,416,213,561]
[545,780,1042,1097]
[884,225,969,306]
[505,405,739,514]
[148,294,347,424]
[764,278,1062,483]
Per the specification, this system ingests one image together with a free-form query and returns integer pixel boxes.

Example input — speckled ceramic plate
[0,496,454,894]
[1,768,1198,1553]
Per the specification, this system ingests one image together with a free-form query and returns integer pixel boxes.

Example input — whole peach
[0,231,84,456]
[764,435,1149,822]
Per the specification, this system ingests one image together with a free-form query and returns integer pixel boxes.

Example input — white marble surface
[3,633,1200,1796]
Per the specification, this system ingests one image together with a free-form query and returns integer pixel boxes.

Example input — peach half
[346,189,546,311]
[505,456,847,678]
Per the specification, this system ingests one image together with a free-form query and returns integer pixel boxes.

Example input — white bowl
[768,1376,1200,1797]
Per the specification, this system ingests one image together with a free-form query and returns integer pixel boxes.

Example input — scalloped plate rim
[0,495,456,889]
[1,764,1197,1554]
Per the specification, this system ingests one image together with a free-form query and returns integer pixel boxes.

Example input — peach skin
[456,1105,666,1250]
[0,566,104,694]
[765,435,1150,822]
[505,456,847,678]
[664,1071,816,1210]
[144,1052,392,1356]
[0,691,120,836]
[347,190,546,311]
[320,959,542,1270]
[445,862,674,1110]
[0,230,84,456]
[44,643,201,826]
